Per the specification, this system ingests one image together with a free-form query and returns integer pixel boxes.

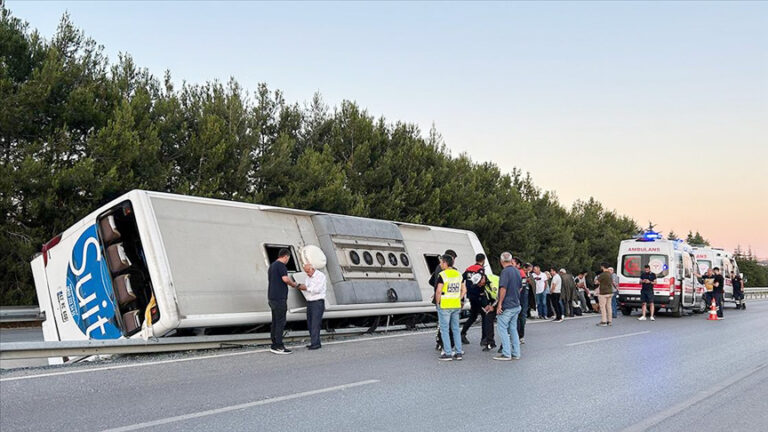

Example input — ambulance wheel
[621,306,632,316]
[671,301,683,318]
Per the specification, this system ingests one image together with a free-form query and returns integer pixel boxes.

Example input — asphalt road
[1,301,767,432]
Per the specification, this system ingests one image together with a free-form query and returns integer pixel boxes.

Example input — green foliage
[685,230,710,246]
[1,10,642,304]
[735,257,768,288]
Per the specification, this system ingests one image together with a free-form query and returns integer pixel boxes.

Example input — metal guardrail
[0,324,432,361]
[744,287,768,299]
[0,306,43,323]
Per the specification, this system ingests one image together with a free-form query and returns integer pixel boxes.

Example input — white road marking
[566,331,651,346]
[0,329,434,382]
[101,379,380,432]
[620,363,767,432]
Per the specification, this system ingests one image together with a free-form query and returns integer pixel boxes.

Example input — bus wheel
[621,306,632,316]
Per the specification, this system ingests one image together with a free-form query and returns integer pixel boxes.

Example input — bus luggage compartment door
[311,214,422,305]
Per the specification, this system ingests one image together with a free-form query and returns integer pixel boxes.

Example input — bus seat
[99,215,121,243]
[114,274,136,306]
[107,243,132,274]
[122,310,141,334]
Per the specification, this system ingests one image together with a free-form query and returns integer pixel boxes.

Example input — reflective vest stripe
[439,268,462,309]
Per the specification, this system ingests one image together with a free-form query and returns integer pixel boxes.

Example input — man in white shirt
[533,266,549,320]
[549,268,563,322]
[298,263,327,350]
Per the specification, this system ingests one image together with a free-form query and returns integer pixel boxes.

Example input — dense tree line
[0,10,641,305]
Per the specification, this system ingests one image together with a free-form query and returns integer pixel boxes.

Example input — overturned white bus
[30,190,490,349]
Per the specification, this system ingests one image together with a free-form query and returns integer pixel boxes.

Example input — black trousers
[714,292,724,318]
[546,294,555,317]
[517,288,529,338]
[550,293,563,320]
[269,299,287,349]
[482,309,496,346]
[461,297,485,336]
[306,299,325,348]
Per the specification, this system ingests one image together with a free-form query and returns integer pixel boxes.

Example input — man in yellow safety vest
[435,254,467,361]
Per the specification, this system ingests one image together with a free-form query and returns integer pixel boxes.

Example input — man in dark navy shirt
[638,265,656,321]
[712,267,725,319]
[268,249,302,354]
[460,253,487,345]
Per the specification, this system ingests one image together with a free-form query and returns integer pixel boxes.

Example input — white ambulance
[692,247,740,304]
[616,231,707,317]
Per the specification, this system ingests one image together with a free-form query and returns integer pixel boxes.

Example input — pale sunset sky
[8,1,768,257]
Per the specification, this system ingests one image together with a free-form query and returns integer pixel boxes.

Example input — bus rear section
[33,194,166,344]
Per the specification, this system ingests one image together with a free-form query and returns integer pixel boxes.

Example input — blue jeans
[496,305,521,358]
[536,293,547,318]
[437,307,462,355]
[612,292,618,318]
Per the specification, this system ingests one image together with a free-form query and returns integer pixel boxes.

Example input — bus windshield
[622,254,669,278]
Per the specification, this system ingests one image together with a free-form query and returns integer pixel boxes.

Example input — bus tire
[621,306,632,316]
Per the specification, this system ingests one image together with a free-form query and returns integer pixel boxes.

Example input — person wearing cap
[559,268,577,318]
[435,254,466,360]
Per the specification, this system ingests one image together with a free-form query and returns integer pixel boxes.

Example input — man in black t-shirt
[712,267,725,319]
[638,265,656,321]
[267,248,303,354]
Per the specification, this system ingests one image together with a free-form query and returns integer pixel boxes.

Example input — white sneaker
[650,316,655,321]
[638,316,647,321]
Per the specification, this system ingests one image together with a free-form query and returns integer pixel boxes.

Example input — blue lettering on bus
[65,224,121,339]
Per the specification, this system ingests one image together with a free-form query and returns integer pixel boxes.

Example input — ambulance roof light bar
[633,229,663,242]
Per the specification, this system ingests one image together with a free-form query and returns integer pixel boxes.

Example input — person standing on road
[431,249,458,352]
[268,249,303,355]
[516,258,530,344]
[481,273,499,351]
[596,263,614,327]
[533,266,548,319]
[298,263,326,350]
[732,272,745,310]
[638,264,656,321]
[461,254,488,346]
[525,263,537,319]
[701,268,715,309]
[549,268,564,322]
[494,252,523,361]
[435,254,466,361]
[609,267,619,319]
[712,267,725,319]
[560,268,577,318]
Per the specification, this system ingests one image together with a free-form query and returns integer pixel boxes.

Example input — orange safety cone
[707,298,719,321]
